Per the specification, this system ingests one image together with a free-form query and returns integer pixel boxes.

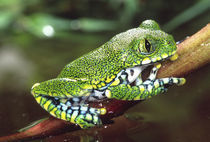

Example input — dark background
[0,0,209,141]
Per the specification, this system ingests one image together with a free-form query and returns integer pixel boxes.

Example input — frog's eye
[145,39,151,53]
[137,39,153,55]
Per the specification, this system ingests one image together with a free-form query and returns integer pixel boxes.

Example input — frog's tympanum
[31,20,185,129]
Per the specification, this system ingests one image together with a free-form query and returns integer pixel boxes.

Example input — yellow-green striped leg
[105,65,185,100]
[33,95,106,129]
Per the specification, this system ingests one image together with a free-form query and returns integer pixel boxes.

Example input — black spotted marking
[65,108,74,121]
[177,78,181,84]
[169,78,174,85]
[40,96,51,107]
[118,76,124,84]
[130,69,134,76]
[74,107,82,122]
[119,71,129,84]
[36,95,57,113]
[55,109,61,118]
[159,80,164,86]
[65,111,70,121]
[48,102,56,112]
[39,96,44,106]
[44,95,60,106]
[83,107,98,125]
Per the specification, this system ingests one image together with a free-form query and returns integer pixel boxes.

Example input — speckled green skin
[31,20,185,129]
[58,21,175,80]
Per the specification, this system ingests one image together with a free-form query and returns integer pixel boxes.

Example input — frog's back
[58,36,126,80]
[58,27,160,80]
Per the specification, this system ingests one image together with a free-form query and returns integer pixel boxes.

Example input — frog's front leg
[105,64,185,100]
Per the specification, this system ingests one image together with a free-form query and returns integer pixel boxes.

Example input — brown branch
[158,23,210,78]
[0,23,209,142]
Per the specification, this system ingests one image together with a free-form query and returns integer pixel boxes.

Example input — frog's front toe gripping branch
[66,106,106,129]
[61,106,106,129]
[106,64,186,100]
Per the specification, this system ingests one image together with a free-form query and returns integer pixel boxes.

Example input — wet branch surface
[0,23,209,142]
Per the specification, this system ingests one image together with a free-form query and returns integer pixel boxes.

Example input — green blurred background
[0,0,209,141]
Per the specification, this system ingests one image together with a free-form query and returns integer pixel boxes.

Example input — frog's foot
[134,63,186,98]
[75,111,103,129]
[33,95,106,129]
[69,106,106,129]
[142,63,186,87]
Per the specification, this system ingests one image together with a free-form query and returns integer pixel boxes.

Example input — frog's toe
[177,78,186,86]
[157,77,186,89]
[76,113,102,129]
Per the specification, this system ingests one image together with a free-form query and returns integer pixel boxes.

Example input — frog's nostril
[31,83,40,90]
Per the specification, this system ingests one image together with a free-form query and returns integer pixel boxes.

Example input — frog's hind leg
[34,95,106,129]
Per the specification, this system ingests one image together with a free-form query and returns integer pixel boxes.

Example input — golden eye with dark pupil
[145,39,151,52]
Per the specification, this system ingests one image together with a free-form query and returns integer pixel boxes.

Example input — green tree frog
[31,20,185,129]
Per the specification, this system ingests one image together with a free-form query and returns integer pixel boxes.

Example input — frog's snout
[31,83,40,95]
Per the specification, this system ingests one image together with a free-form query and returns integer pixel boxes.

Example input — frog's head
[121,20,178,67]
